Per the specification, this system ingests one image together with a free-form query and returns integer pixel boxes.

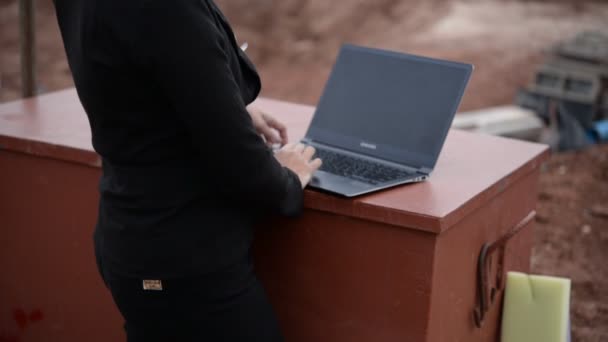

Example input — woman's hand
[247,106,288,146]
[274,143,322,188]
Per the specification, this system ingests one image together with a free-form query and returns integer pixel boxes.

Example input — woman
[53,0,321,340]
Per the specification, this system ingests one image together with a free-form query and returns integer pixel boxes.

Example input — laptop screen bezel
[304,44,473,171]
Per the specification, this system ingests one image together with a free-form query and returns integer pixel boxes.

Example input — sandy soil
[1,0,607,340]
[216,0,608,110]
[535,144,608,342]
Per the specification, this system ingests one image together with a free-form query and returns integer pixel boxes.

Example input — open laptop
[303,44,473,197]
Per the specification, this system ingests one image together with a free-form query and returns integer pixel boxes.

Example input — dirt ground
[535,145,608,341]
[1,0,607,340]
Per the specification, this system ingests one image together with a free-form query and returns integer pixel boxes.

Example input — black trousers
[97,256,284,342]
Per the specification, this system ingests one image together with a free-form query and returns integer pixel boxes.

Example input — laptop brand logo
[360,142,377,150]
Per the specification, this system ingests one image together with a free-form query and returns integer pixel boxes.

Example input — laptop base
[308,170,427,197]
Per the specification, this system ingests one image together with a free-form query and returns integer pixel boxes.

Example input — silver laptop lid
[305,44,473,171]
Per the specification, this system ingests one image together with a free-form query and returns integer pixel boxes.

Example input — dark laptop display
[303,44,473,197]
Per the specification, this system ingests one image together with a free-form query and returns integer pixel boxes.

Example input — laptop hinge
[417,167,432,175]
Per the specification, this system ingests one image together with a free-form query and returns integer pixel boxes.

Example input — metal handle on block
[473,210,536,328]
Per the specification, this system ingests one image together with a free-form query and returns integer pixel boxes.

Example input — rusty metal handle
[473,210,536,328]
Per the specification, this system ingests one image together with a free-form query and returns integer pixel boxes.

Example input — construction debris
[453,105,543,141]
[517,31,608,150]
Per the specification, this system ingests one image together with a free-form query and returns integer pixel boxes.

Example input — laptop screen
[306,45,472,170]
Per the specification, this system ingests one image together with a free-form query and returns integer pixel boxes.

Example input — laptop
[303,44,473,197]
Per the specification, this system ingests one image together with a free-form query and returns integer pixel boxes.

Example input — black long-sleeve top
[54,0,303,278]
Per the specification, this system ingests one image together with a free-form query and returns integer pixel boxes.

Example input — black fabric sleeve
[136,0,303,216]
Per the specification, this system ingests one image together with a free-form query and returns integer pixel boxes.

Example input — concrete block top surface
[0,88,549,233]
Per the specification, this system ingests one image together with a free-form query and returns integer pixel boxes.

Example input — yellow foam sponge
[501,272,571,342]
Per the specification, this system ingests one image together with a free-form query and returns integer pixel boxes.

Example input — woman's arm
[137,0,317,215]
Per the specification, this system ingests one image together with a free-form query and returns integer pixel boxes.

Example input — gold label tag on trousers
[142,279,163,291]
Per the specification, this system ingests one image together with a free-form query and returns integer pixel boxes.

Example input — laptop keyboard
[313,148,413,185]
